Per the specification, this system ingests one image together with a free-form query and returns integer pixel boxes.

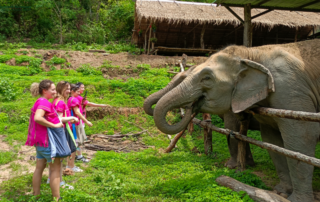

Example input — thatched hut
[132,0,320,54]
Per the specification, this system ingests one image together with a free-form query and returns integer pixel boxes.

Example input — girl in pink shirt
[48,81,78,189]
[26,80,77,201]
[75,82,108,162]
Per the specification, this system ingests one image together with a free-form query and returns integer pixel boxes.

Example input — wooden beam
[243,4,252,47]
[148,22,152,54]
[221,3,320,12]
[225,6,244,24]
[296,0,320,9]
[251,9,273,19]
[177,23,183,47]
[256,0,271,6]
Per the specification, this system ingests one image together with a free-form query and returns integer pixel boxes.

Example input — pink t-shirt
[68,97,81,126]
[53,98,71,126]
[77,95,89,125]
[77,95,88,115]
[25,98,60,147]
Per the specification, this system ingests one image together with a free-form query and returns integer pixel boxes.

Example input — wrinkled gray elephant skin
[149,40,320,202]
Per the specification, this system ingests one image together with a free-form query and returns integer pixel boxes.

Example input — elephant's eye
[201,76,210,81]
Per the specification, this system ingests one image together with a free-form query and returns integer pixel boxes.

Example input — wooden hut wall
[136,18,313,50]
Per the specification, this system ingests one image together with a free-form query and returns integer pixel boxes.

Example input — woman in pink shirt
[75,82,108,162]
[49,81,78,189]
[67,84,93,171]
[26,80,77,201]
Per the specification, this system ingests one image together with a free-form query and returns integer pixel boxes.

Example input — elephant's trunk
[143,66,196,116]
[153,77,203,134]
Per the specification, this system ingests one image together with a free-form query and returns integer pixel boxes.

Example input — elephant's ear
[232,59,275,113]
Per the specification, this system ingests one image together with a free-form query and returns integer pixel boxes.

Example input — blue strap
[70,109,77,139]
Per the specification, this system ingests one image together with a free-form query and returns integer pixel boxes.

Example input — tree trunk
[96,1,101,22]
[216,176,289,202]
[59,15,63,44]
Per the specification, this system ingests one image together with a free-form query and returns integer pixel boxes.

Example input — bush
[77,64,102,76]
[0,78,17,101]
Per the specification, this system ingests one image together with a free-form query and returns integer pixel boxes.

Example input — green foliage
[0,77,16,101]
[50,56,66,64]
[77,64,102,76]
[0,151,16,165]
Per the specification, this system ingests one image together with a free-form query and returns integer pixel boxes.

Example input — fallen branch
[93,130,147,139]
[192,118,320,168]
[124,120,152,137]
[84,144,120,151]
[88,49,106,53]
[164,130,185,153]
[216,175,289,202]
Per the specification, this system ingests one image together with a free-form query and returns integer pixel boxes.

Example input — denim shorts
[36,145,52,163]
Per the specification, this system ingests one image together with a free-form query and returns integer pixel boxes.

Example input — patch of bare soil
[86,106,142,120]
[17,48,208,72]
[0,137,39,186]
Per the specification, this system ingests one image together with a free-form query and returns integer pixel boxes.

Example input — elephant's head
[153,46,275,134]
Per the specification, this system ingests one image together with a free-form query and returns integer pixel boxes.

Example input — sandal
[75,156,89,163]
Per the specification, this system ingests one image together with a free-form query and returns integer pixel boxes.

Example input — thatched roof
[136,0,320,28]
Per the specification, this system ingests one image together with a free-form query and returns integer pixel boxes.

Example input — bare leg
[33,158,47,196]
[67,152,76,168]
[49,158,61,200]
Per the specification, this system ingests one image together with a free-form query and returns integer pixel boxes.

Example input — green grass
[1,44,320,201]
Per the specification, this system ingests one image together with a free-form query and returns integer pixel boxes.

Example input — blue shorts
[36,145,52,163]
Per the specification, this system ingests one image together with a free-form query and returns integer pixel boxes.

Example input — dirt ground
[14,49,208,71]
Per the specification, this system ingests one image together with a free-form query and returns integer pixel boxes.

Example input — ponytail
[30,79,54,97]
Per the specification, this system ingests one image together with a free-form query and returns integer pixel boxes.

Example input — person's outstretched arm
[73,106,93,127]
[86,102,109,108]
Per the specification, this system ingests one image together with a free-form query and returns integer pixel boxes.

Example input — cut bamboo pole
[192,118,320,168]
[247,107,320,122]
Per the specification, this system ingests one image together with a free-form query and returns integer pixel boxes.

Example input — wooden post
[193,30,196,48]
[237,119,250,171]
[152,32,155,51]
[148,22,152,54]
[144,25,150,54]
[276,27,279,44]
[203,113,213,155]
[200,24,206,49]
[235,29,237,44]
[243,4,252,47]
[295,27,298,42]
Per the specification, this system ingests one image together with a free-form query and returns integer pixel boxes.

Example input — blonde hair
[30,80,54,97]
[55,81,70,103]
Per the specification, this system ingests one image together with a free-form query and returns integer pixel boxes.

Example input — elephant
[143,65,259,169]
[148,39,320,202]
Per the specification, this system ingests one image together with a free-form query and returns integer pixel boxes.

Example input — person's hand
[86,121,93,127]
[53,123,64,128]
[72,117,79,123]
[102,104,109,108]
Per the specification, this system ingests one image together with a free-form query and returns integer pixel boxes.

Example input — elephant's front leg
[224,112,255,169]
[278,119,318,202]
